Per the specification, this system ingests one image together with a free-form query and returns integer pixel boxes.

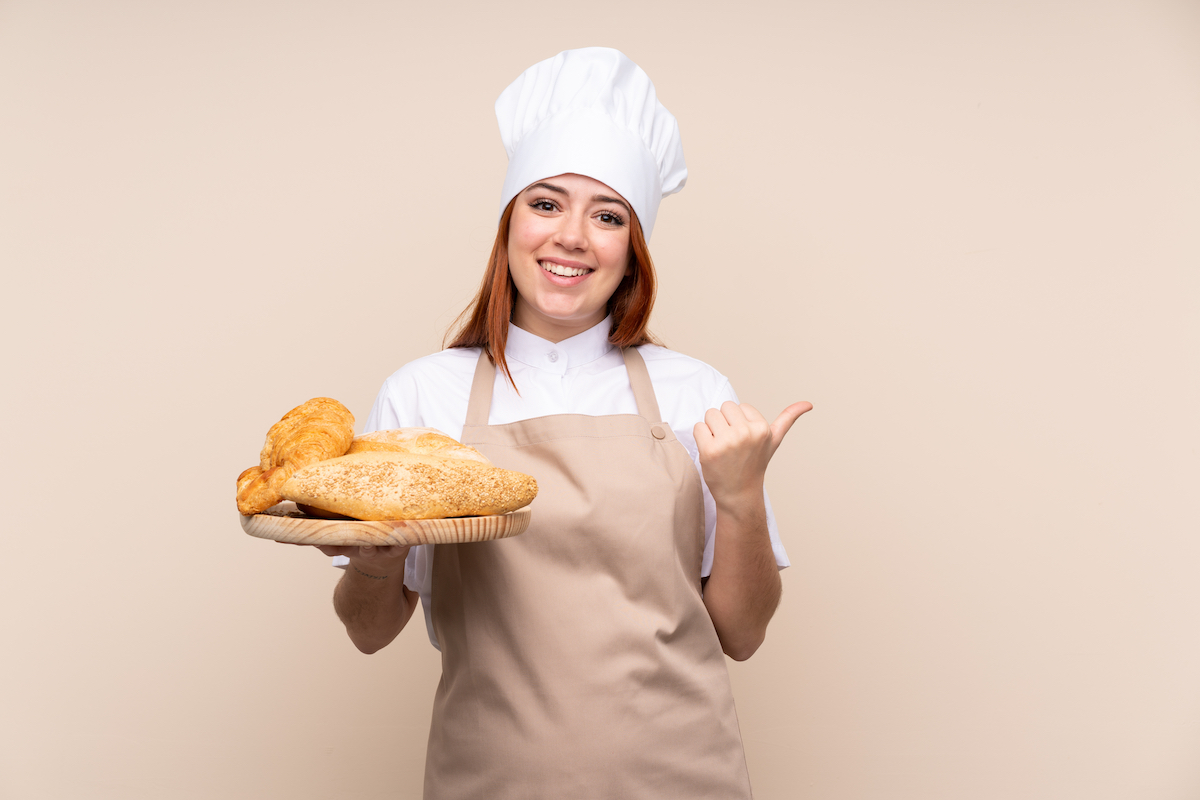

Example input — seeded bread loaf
[279,451,537,521]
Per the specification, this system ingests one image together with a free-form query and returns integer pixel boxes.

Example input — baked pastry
[279,451,537,521]
[258,397,355,471]
[236,397,355,516]
[348,427,491,464]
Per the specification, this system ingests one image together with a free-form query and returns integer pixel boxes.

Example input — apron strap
[465,350,496,427]
[622,347,663,424]
[465,346,663,426]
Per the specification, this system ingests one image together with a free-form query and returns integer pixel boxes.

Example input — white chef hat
[496,47,687,240]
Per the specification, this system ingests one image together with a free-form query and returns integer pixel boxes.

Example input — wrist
[712,486,766,524]
[351,563,391,580]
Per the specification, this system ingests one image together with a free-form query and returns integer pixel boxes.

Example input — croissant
[236,397,355,516]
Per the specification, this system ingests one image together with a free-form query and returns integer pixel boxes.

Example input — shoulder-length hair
[444,198,662,388]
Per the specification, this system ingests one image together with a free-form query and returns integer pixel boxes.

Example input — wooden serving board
[240,502,532,546]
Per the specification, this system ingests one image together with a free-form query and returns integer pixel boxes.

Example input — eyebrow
[593,195,631,215]
[526,182,631,215]
[528,181,568,196]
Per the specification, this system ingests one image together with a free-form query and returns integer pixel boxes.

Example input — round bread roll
[348,427,491,464]
[279,451,537,521]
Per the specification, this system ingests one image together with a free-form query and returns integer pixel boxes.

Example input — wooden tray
[240,502,532,546]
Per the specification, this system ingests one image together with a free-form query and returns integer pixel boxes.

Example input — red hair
[444,199,662,388]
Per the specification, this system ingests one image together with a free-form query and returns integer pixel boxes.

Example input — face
[507,173,633,343]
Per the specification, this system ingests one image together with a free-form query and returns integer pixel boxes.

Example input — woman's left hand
[694,399,811,659]
[694,400,812,506]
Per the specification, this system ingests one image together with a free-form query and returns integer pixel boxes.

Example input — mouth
[539,260,593,278]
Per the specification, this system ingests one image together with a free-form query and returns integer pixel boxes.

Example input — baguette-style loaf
[348,427,491,464]
[236,397,355,516]
[279,451,537,521]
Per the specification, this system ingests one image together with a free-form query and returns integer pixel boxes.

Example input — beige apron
[425,347,752,799]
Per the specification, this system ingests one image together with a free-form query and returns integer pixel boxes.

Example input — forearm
[702,489,782,661]
[333,562,418,654]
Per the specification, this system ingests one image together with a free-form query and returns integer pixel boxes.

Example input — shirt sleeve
[694,380,790,578]
[363,374,409,435]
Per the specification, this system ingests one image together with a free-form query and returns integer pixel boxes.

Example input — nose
[552,208,588,252]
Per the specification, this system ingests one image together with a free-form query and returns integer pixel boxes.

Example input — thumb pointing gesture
[769,401,814,456]
[693,399,812,506]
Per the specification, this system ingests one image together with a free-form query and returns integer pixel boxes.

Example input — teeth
[541,261,591,277]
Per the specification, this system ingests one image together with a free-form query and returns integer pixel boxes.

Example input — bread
[295,503,354,520]
[236,397,355,516]
[258,397,355,472]
[279,451,538,521]
[237,465,284,516]
[348,427,491,464]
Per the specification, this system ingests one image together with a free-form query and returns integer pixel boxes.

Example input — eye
[597,210,626,226]
[529,198,559,213]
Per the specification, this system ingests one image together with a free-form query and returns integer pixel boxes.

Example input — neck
[511,304,606,343]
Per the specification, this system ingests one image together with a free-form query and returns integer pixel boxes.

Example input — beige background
[2,1,1198,798]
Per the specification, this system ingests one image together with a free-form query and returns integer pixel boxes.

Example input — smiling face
[507,173,634,343]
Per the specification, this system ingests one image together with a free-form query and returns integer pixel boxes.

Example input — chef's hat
[496,47,687,240]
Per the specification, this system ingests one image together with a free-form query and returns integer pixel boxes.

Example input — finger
[737,402,767,425]
[718,400,751,428]
[693,420,714,448]
[769,401,813,450]
[359,544,407,563]
[704,406,731,433]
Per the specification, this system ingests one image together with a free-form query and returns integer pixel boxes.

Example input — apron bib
[425,347,752,799]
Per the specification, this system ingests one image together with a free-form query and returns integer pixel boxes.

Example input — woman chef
[318,48,811,798]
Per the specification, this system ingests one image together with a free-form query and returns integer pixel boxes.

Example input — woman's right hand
[318,543,417,653]
[314,544,411,579]
[275,542,416,652]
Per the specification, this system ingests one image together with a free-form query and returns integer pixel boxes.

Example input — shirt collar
[506,316,616,375]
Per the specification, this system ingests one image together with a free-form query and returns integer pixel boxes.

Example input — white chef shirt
[357,316,789,649]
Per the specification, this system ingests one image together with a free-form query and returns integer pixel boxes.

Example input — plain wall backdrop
[2,1,1198,798]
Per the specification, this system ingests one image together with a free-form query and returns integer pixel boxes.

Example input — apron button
[651,425,666,440]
